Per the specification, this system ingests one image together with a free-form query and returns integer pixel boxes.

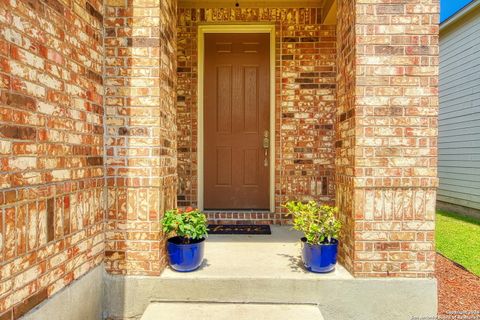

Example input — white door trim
[197,24,276,212]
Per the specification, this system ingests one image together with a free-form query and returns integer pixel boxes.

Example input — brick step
[203,210,283,225]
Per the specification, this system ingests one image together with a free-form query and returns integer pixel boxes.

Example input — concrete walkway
[161,225,353,280]
[141,302,324,320]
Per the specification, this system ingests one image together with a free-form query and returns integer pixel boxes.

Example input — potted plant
[161,207,208,272]
[284,201,342,273]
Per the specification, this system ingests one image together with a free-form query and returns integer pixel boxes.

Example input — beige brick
[336,0,438,277]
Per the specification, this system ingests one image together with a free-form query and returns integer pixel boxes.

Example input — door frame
[197,24,276,212]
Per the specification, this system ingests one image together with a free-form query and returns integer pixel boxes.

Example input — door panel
[244,66,259,133]
[216,147,232,186]
[204,33,270,210]
[216,66,232,133]
[243,149,259,186]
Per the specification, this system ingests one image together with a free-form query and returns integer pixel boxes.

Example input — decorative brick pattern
[104,0,178,276]
[0,0,105,318]
[204,210,276,225]
[335,0,439,277]
[176,7,337,222]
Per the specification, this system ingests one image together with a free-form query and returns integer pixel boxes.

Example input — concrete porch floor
[162,225,353,280]
[103,225,437,320]
[140,226,344,319]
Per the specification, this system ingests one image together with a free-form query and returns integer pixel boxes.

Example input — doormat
[208,224,271,235]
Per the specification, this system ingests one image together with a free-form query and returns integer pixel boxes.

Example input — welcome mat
[208,224,271,235]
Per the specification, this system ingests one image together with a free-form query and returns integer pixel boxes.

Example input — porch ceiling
[178,0,333,9]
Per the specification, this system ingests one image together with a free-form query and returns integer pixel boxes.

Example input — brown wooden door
[204,33,270,210]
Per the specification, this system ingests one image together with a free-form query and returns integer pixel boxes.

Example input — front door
[204,33,270,210]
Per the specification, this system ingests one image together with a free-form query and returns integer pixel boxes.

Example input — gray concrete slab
[105,273,437,320]
[22,264,104,320]
[104,226,437,320]
[141,302,324,320]
[161,225,353,280]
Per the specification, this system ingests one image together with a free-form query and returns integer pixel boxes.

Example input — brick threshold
[204,210,286,225]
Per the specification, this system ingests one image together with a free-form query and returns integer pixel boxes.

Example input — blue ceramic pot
[301,237,338,273]
[167,236,205,272]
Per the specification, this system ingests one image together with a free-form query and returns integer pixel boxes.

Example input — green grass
[436,210,480,276]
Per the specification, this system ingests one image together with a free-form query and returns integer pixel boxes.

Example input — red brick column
[104,0,177,275]
[336,0,439,277]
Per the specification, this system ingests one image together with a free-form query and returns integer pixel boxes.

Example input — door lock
[263,130,269,149]
[263,130,269,167]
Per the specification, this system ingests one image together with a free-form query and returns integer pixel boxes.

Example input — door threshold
[203,210,279,225]
[203,209,271,213]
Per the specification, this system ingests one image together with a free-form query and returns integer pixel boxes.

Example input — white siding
[439,7,480,210]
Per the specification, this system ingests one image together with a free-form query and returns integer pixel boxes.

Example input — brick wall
[0,0,105,318]
[335,0,356,274]
[336,0,439,277]
[0,4,441,318]
[104,0,178,275]
[177,7,337,223]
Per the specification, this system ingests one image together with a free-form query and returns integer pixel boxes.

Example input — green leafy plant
[284,201,341,245]
[161,207,208,244]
